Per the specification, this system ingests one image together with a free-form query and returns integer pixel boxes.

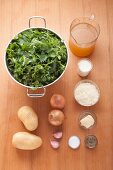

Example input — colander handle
[29,16,46,28]
[27,87,46,97]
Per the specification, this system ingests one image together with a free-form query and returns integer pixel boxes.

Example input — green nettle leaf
[6,28,67,87]
[57,55,61,60]
[39,55,48,63]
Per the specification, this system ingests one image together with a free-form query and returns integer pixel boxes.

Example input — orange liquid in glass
[69,23,97,57]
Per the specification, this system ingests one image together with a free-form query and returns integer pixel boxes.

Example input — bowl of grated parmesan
[74,80,100,106]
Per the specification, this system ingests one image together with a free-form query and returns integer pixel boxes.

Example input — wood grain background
[0,0,113,170]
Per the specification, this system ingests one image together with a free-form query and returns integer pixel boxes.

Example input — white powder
[78,59,93,77]
[74,82,100,106]
[68,136,80,149]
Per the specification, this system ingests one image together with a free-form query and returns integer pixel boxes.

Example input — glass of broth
[69,15,100,57]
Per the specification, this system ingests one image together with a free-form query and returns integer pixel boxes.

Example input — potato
[12,132,42,150]
[18,106,38,131]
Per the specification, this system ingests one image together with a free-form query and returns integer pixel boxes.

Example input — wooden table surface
[0,0,113,170]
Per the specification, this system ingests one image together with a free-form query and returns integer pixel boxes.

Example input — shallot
[53,131,63,139]
[50,140,60,149]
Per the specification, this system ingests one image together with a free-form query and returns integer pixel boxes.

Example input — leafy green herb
[6,28,67,87]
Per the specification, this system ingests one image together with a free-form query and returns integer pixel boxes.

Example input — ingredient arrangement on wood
[5,16,101,153]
